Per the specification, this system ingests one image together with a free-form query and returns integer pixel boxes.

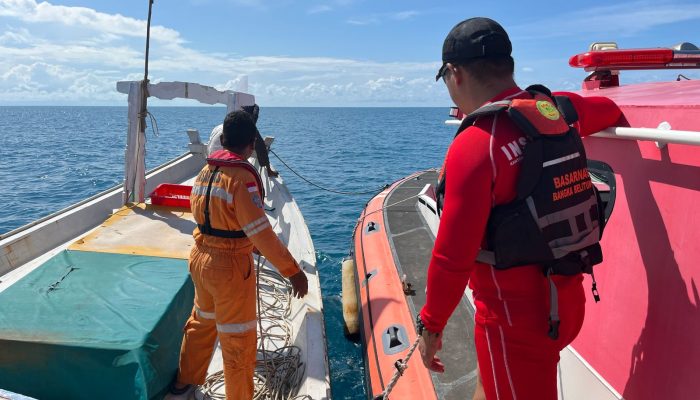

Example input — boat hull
[565,136,700,400]
[352,170,477,400]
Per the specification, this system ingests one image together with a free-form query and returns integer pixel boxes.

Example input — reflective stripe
[489,114,499,207]
[503,90,527,100]
[241,216,267,231]
[241,216,269,235]
[485,325,501,400]
[192,185,233,204]
[490,267,513,327]
[488,99,513,107]
[196,308,216,320]
[191,185,206,196]
[216,320,257,334]
[529,195,595,231]
[542,152,580,168]
[499,325,518,400]
[245,222,271,237]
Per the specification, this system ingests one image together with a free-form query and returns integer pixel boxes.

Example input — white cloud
[216,75,249,92]
[391,10,419,21]
[248,76,445,106]
[0,0,449,106]
[229,0,264,6]
[521,67,534,72]
[346,17,377,25]
[0,61,125,102]
[0,26,32,45]
[308,5,332,14]
[347,9,422,25]
[512,1,700,39]
[0,0,182,43]
[307,0,359,14]
[366,76,405,91]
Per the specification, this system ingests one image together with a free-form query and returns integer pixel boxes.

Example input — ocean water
[0,106,454,399]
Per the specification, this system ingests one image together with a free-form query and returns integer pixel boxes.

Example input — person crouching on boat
[243,104,280,178]
[208,104,280,178]
[417,17,621,400]
[167,110,308,399]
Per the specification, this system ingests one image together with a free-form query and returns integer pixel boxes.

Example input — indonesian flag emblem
[247,182,263,208]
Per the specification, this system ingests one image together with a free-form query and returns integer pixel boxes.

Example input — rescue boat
[347,43,700,399]
[0,83,330,399]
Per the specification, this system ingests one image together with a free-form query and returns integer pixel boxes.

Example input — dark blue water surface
[0,106,454,399]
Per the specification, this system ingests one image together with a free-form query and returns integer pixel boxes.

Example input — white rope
[374,336,421,400]
[199,254,309,400]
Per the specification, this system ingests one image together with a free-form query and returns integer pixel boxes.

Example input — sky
[1,0,699,106]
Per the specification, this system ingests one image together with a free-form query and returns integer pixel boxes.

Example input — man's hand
[266,166,279,178]
[418,329,445,373]
[289,270,308,298]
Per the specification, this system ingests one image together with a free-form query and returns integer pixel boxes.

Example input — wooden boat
[347,43,700,399]
[0,80,330,400]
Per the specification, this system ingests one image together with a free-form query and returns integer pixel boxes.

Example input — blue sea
[0,106,454,399]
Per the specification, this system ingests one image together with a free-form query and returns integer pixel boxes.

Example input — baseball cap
[436,17,512,81]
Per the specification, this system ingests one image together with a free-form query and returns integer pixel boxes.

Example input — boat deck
[383,170,477,400]
[0,153,329,400]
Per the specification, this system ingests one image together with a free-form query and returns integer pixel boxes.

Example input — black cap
[442,17,512,63]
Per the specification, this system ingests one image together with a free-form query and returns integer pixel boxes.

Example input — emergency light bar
[570,48,700,71]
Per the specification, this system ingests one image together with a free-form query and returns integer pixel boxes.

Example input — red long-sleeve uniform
[420,87,621,400]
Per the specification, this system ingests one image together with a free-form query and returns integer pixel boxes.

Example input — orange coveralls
[177,152,301,399]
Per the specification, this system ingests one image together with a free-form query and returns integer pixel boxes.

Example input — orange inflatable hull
[352,172,438,400]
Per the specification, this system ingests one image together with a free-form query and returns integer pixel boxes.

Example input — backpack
[436,85,611,339]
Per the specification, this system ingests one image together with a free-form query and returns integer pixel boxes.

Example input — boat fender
[341,259,360,337]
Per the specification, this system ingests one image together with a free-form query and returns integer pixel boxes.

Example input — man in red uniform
[418,18,620,400]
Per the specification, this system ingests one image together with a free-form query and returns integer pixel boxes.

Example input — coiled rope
[199,253,310,400]
[269,149,388,195]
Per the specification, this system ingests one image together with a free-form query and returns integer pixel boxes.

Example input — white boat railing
[116,81,255,204]
[592,126,700,146]
[115,81,254,109]
[445,119,700,147]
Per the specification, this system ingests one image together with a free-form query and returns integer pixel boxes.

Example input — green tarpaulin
[0,250,194,400]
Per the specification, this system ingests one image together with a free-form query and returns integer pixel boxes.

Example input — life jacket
[436,85,608,339]
[197,149,265,239]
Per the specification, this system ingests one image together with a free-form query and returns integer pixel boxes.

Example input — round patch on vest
[536,101,560,120]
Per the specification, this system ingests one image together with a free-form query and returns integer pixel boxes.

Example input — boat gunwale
[352,172,439,400]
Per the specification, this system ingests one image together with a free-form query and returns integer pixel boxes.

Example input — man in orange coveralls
[167,110,308,399]
[417,18,622,400]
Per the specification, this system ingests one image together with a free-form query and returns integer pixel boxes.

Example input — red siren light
[569,49,675,69]
[570,46,700,72]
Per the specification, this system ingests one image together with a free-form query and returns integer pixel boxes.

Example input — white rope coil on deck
[199,255,310,400]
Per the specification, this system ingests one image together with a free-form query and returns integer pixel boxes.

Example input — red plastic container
[149,183,192,209]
